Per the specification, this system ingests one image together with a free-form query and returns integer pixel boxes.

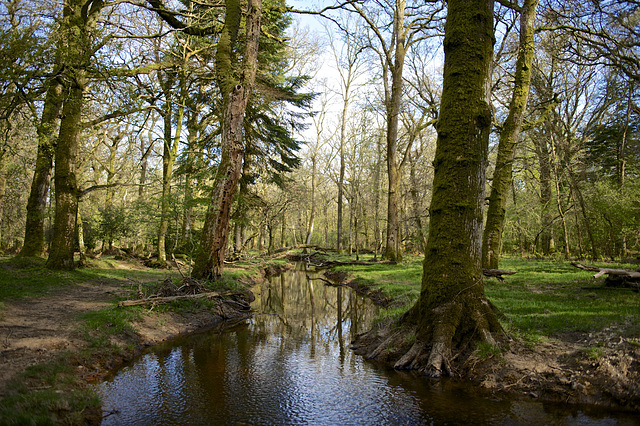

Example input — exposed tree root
[353,295,502,378]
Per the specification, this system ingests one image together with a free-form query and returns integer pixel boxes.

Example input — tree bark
[355,0,501,377]
[306,156,316,245]
[482,0,538,268]
[46,0,102,270]
[157,70,184,264]
[382,0,407,263]
[20,77,63,257]
[192,0,262,280]
[46,73,84,270]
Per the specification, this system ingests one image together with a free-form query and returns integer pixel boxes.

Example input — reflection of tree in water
[250,266,379,362]
[111,267,381,423]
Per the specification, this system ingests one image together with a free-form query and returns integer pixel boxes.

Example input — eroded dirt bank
[0,259,263,424]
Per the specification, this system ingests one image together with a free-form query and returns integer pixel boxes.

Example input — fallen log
[482,268,517,283]
[118,290,237,307]
[273,244,328,254]
[571,262,640,290]
[571,263,640,278]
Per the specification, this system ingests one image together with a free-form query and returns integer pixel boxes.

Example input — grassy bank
[0,254,283,425]
[330,254,640,340]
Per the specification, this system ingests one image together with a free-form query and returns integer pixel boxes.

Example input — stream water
[97,264,636,425]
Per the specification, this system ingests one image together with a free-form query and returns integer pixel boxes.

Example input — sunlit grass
[325,254,640,339]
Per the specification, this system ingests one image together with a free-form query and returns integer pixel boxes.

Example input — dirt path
[0,282,121,396]
[0,265,245,398]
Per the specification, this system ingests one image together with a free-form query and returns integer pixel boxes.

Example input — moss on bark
[354,0,501,377]
[482,0,539,269]
[192,0,262,280]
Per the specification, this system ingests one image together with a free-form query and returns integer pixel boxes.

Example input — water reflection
[98,265,635,425]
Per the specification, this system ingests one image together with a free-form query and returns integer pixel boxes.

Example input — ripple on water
[98,268,638,425]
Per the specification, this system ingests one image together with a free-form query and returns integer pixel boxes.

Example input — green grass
[488,258,640,340]
[333,254,423,312]
[0,356,100,425]
[0,255,179,306]
[324,254,639,340]
[80,306,142,347]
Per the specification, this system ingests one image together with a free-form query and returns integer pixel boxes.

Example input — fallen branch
[273,244,328,254]
[571,263,640,279]
[306,274,343,287]
[482,268,517,283]
[571,262,640,290]
[118,290,238,307]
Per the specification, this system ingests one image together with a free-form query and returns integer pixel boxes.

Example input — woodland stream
[97,264,636,425]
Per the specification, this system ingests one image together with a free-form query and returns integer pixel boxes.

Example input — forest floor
[0,253,638,423]
[326,253,640,413]
[0,254,280,424]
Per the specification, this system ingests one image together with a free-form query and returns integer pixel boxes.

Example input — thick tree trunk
[482,0,538,268]
[46,76,83,270]
[20,78,63,257]
[192,0,261,280]
[46,0,102,269]
[355,0,501,377]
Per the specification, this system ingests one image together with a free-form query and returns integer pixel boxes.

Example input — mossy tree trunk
[191,0,262,280]
[482,0,539,269]
[20,77,63,257]
[46,0,102,270]
[46,75,84,270]
[355,0,501,377]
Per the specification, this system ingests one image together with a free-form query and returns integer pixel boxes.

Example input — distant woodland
[0,0,638,274]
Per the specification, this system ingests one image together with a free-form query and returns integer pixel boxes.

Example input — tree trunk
[192,0,262,280]
[535,132,555,255]
[46,74,83,270]
[408,151,427,251]
[306,157,316,245]
[157,71,184,264]
[482,0,538,268]
[373,133,383,260]
[382,0,407,263]
[20,78,63,257]
[355,0,501,377]
[45,0,101,269]
[77,209,87,266]
[337,101,346,253]
[180,109,199,248]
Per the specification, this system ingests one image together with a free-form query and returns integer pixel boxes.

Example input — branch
[495,0,521,13]
[82,107,152,128]
[97,61,174,78]
[78,183,140,198]
[145,0,221,36]
[117,290,240,307]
